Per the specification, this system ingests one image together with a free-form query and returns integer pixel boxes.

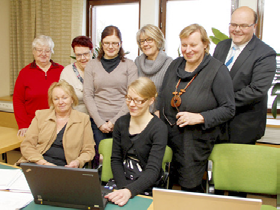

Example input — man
[213,6,276,144]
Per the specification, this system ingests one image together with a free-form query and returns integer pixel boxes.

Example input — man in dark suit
[213,6,276,144]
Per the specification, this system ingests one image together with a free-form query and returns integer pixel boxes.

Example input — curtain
[10,0,84,94]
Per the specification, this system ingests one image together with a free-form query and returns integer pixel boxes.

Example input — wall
[0,0,10,97]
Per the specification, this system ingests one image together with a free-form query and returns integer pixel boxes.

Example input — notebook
[152,188,262,210]
[21,163,111,210]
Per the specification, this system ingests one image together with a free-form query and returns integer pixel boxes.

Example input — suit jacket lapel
[230,35,256,79]
[220,41,232,63]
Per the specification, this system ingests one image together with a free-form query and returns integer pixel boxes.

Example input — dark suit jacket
[213,35,276,144]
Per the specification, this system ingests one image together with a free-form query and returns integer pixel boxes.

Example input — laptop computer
[152,188,262,210]
[21,163,111,210]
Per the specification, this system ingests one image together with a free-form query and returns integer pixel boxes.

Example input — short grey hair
[32,35,55,53]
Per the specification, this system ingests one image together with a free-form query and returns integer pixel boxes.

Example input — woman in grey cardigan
[135,24,172,113]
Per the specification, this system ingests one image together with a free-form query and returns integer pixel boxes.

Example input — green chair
[98,138,173,188]
[207,143,278,210]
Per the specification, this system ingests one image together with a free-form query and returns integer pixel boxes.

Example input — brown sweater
[83,58,138,127]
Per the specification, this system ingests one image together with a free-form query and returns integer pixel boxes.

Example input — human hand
[176,112,204,127]
[65,160,80,168]
[106,121,114,132]
[104,189,132,207]
[17,128,28,137]
[36,159,56,166]
[99,123,111,133]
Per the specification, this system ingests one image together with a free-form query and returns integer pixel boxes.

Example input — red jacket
[13,60,64,129]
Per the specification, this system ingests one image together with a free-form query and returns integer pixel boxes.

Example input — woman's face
[139,34,159,60]
[126,88,153,118]
[180,31,206,66]
[33,44,52,66]
[52,87,73,115]
[74,46,92,70]
[102,35,121,59]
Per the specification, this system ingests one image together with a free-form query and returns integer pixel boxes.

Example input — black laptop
[21,163,111,210]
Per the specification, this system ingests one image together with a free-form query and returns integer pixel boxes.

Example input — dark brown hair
[97,25,125,62]
[71,36,93,52]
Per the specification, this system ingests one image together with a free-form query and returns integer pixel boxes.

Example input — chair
[98,138,173,188]
[207,143,278,210]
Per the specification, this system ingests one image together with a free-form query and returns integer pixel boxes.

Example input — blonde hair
[48,80,79,109]
[179,24,210,54]
[136,24,165,51]
[128,77,157,99]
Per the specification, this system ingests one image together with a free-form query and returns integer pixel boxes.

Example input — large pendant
[171,95,181,107]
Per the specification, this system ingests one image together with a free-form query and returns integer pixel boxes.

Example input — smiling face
[102,35,121,59]
[126,88,154,118]
[52,87,73,115]
[74,46,92,70]
[180,31,206,66]
[139,34,159,60]
[229,7,256,46]
[33,44,52,66]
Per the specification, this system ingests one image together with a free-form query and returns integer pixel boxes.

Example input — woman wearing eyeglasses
[84,26,138,167]
[13,35,64,137]
[60,36,93,114]
[157,24,235,192]
[105,77,167,206]
[135,24,172,113]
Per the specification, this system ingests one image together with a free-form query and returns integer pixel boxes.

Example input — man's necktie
[225,45,237,69]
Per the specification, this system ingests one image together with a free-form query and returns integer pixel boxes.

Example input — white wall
[0,0,10,97]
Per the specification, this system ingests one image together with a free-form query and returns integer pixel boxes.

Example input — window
[87,0,139,60]
[259,0,280,110]
[160,0,238,58]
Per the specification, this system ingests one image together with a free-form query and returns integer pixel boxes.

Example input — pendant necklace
[171,74,197,109]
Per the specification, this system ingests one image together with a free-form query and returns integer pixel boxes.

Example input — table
[0,163,153,210]
[0,126,23,162]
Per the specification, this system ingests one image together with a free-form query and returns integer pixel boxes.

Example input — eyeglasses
[102,42,120,47]
[125,95,148,105]
[229,23,255,30]
[139,37,154,45]
[35,48,51,54]
[75,51,91,59]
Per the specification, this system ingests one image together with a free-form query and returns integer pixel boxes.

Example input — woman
[60,36,93,114]
[13,35,64,137]
[84,25,138,148]
[17,80,95,168]
[135,24,172,112]
[157,24,235,192]
[105,77,167,206]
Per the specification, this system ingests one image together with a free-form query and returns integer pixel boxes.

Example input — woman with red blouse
[13,35,64,137]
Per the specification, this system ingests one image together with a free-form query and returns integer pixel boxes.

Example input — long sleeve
[83,60,105,127]
[20,111,56,163]
[200,65,235,129]
[124,121,167,197]
[13,71,31,129]
[74,116,96,168]
[111,116,167,197]
[234,50,276,107]
[110,60,138,124]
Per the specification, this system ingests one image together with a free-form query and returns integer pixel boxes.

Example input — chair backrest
[98,138,113,182]
[162,146,173,171]
[208,143,277,195]
[98,138,173,182]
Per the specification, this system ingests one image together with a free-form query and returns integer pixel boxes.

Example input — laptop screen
[152,188,262,210]
[21,163,109,210]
